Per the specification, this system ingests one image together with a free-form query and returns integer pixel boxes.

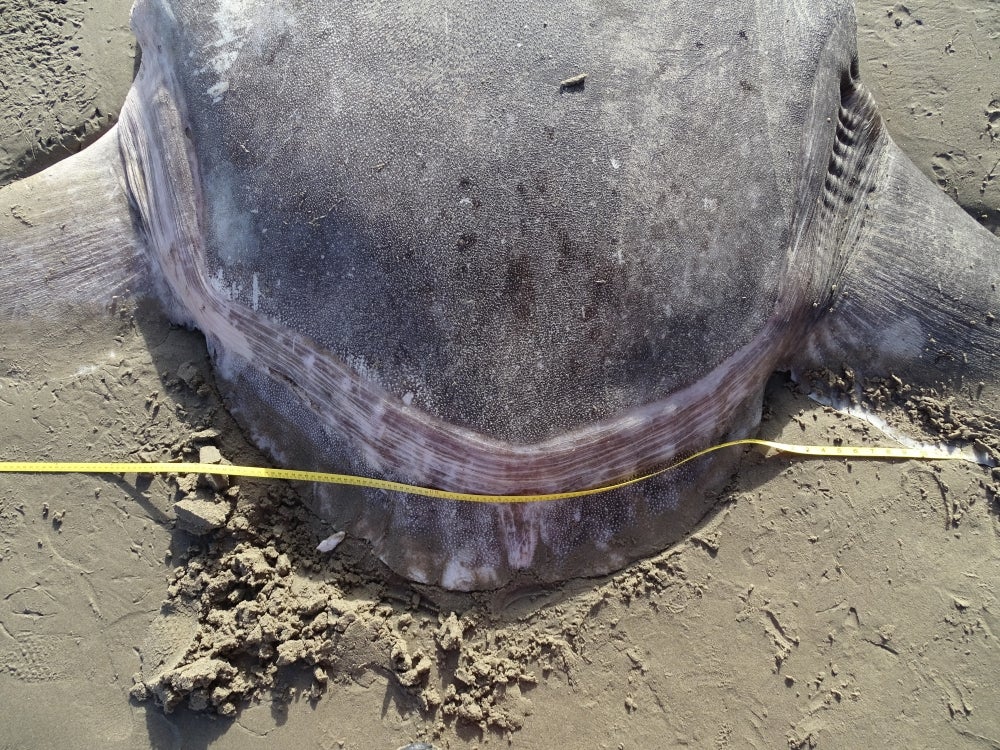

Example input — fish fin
[800,139,1000,386]
[0,124,144,317]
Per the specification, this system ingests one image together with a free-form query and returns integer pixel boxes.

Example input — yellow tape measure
[0,438,978,504]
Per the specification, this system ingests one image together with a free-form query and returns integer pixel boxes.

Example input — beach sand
[1,3,998,748]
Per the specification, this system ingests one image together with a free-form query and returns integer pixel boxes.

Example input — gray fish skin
[801,137,1000,382]
[0,0,997,590]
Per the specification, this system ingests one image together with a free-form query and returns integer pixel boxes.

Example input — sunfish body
[2,0,997,589]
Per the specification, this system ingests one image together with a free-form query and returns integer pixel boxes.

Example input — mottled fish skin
[1,0,997,591]
[118,0,859,589]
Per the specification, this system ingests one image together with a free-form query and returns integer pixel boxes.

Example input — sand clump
[800,366,1000,526]
[129,436,702,738]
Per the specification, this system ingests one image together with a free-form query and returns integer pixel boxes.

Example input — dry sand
[1,2,999,749]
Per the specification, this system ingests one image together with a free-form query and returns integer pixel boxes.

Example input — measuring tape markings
[0,438,977,504]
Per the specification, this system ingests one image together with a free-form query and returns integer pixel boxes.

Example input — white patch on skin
[202,0,253,103]
[253,433,287,463]
[497,504,542,570]
[344,354,381,386]
[440,552,499,591]
[208,269,239,300]
[195,1,301,104]
[871,317,925,363]
[316,530,346,552]
[251,272,260,311]
[206,80,230,101]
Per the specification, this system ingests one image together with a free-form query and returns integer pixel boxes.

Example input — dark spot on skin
[627,335,656,364]
[739,79,759,94]
[543,125,556,141]
[456,232,477,251]
[516,182,527,195]
[839,66,858,98]
[264,31,289,65]
[505,253,535,321]
[458,176,475,189]
[557,229,576,260]
[739,29,748,40]
[649,222,669,240]
[835,121,856,147]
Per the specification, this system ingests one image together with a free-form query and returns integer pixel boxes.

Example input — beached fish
[2,0,997,589]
